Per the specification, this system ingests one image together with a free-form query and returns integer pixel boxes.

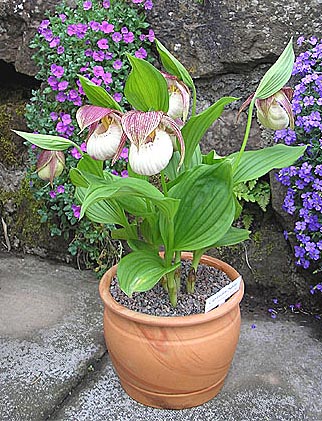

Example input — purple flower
[90,21,100,31]
[71,147,82,159]
[49,190,56,199]
[97,38,109,49]
[123,32,134,44]
[102,0,110,8]
[57,185,65,194]
[113,59,123,70]
[49,36,60,48]
[93,51,105,61]
[58,81,69,91]
[102,72,112,84]
[121,170,129,178]
[50,112,58,121]
[147,29,155,42]
[72,204,81,218]
[59,14,66,22]
[93,65,105,77]
[101,21,114,34]
[113,92,122,103]
[56,92,67,103]
[112,32,122,42]
[57,46,65,55]
[144,0,153,9]
[135,47,147,59]
[51,64,64,78]
[83,1,92,10]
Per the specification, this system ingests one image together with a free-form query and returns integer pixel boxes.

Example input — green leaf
[117,251,179,296]
[77,154,104,177]
[124,54,169,112]
[78,75,123,111]
[69,168,88,188]
[12,130,73,150]
[182,97,237,168]
[169,162,235,250]
[255,38,295,99]
[80,177,180,221]
[211,226,250,247]
[111,224,138,241]
[155,39,194,88]
[231,144,306,184]
[75,186,128,226]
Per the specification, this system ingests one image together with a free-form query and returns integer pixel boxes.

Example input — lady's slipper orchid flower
[76,105,125,161]
[37,150,65,184]
[162,72,190,123]
[121,110,185,176]
[238,87,294,130]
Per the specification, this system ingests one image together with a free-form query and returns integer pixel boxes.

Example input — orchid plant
[15,38,306,307]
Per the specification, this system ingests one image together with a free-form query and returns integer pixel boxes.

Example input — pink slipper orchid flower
[121,110,185,176]
[162,72,191,123]
[76,105,125,161]
[238,87,294,130]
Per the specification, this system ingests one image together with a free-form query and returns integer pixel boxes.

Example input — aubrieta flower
[275,36,322,290]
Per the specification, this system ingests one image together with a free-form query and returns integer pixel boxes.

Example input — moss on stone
[0,177,49,248]
[0,103,27,168]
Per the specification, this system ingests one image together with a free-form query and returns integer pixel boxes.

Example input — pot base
[120,375,226,409]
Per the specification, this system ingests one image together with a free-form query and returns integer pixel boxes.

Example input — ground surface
[0,251,321,421]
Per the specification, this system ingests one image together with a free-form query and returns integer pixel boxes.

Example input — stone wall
[0,0,321,308]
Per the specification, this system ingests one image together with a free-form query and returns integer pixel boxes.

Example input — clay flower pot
[99,252,244,409]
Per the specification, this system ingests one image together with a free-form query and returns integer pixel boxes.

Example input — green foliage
[23,0,154,273]
[234,179,271,212]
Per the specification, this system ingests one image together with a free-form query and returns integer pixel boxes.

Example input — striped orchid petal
[121,111,164,149]
[76,105,121,133]
[121,110,185,176]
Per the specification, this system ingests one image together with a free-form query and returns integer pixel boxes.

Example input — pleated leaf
[75,186,128,226]
[255,38,295,100]
[231,144,306,184]
[155,39,194,88]
[117,251,180,296]
[168,161,235,250]
[78,75,123,111]
[13,130,73,150]
[182,96,237,168]
[124,54,169,112]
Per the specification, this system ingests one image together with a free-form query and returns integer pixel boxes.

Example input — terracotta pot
[99,252,244,409]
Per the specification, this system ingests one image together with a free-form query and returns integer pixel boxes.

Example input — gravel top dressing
[110,260,232,317]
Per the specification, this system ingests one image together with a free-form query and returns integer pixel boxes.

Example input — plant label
[205,276,242,313]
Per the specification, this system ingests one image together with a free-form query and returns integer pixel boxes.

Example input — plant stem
[166,270,177,307]
[191,83,197,117]
[160,170,168,196]
[232,98,255,172]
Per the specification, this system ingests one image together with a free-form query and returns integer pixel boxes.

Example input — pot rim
[99,252,244,327]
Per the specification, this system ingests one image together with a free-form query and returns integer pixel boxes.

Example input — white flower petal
[129,129,173,176]
[86,122,123,160]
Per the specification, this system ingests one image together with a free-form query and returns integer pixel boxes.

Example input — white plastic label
[205,276,242,313]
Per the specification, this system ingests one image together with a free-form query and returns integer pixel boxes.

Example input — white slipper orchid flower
[76,105,125,161]
[121,110,185,176]
[238,87,294,130]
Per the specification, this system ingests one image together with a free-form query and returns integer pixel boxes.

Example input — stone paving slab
[51,313,322,421]
[1,251,322,421]
[0,252,106,421]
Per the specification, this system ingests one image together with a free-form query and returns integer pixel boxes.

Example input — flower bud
[37,150,65,184]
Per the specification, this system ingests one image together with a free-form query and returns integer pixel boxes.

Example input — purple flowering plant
[275,36,322,293]
[24,0,154,273]
[15,36,307,307]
